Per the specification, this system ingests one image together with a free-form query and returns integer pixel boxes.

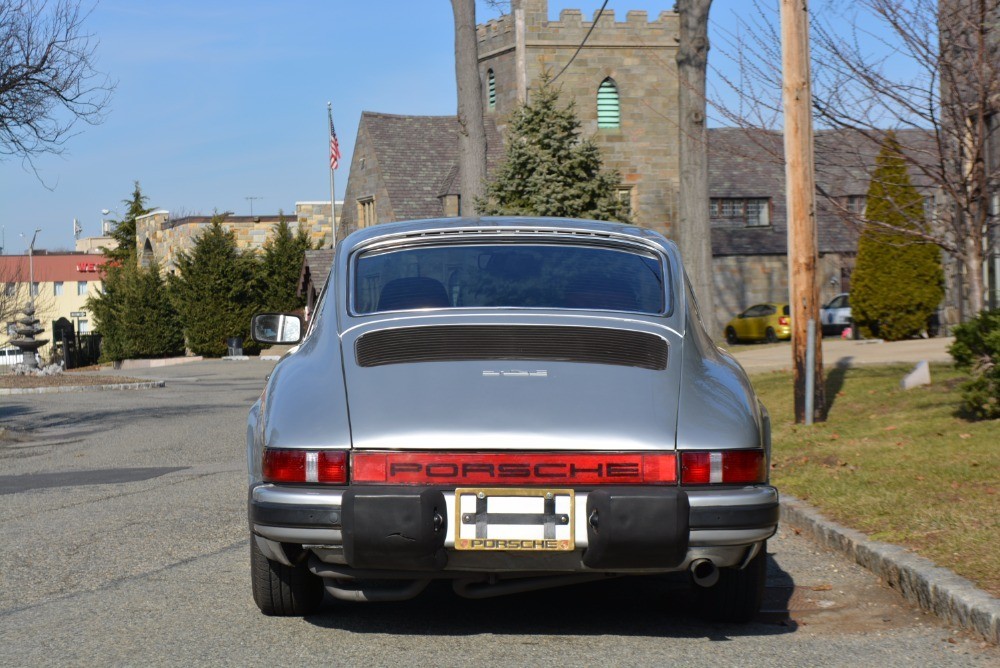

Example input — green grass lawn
[751,363,1000,597]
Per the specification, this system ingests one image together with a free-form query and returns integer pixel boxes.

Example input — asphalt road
[0,360,996,667]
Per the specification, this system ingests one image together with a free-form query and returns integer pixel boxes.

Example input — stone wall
[479,0,680,237]
[137,202,336,274]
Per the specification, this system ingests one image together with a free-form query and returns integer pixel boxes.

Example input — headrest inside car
[377,277,451,311]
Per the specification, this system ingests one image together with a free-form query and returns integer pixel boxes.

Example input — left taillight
[778,316,790,326]
[262,448,348,484]
[680,450,766,484]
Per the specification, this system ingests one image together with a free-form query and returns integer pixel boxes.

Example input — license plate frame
[454,488,575,551]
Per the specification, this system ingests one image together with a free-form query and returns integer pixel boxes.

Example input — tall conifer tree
[169,216,260,356]
[258,213,313,313]
[851,134,944,340]
[89,182,184,361]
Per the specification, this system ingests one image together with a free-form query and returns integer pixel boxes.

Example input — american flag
[329,107,341,171]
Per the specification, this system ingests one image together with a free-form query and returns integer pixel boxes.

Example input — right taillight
[680,450,766,484]
[263,448,348,484]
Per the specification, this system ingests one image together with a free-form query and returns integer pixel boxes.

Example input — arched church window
[597,78,620,129]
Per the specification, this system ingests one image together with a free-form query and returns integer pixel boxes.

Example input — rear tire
[725,327,739,345]
[765,327,778,344]
[694,543,767,623]
[251,536,324,616]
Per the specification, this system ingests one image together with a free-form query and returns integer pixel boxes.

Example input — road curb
[781,493,1000,644]
[0,380,165,395]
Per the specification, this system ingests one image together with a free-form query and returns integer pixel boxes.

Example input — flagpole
[327,102,337,248]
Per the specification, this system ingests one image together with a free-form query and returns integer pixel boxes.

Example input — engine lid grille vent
[355,325,667,370]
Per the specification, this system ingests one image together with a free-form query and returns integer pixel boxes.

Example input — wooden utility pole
[780,0,825,423]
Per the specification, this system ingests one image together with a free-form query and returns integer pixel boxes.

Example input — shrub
[169,216,260,357]
[948,309,1000,419]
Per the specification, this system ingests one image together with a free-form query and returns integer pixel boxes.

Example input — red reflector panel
[680,452,711,484]
[723,450,766,483]
[318,450,348,484]
[263,449,306,483]
[681,450,766,484]
[351,452,677,485]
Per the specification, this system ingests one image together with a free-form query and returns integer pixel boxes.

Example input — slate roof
[359,112,505,218]
[708,127,937,256]
[298,249,334,297]
[362,113,460,221]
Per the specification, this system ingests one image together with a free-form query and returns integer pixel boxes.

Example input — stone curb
[781,493,1000,644]
[0,380,165,395]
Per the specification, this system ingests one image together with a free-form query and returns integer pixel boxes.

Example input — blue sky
[0,1,804,251]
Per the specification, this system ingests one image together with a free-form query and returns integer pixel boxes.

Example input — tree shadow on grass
[822,358,853,419]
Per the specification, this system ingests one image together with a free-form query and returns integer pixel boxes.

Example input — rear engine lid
[341,320,681,452]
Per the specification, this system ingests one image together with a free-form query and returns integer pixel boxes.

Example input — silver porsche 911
[247,217,778,621]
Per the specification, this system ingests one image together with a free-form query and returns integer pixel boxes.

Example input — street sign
[70,311,86,318]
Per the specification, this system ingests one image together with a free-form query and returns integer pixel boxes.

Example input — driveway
[731,337,955,373]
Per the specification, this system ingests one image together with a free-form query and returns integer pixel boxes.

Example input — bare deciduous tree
[676,0,716,331]
[0,0,114,166]
[452,0,487,215]
[710,0,999,319]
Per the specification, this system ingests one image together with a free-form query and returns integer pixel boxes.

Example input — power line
[550,0,611,84]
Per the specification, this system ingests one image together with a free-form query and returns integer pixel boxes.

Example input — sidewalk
[731,336,954,373]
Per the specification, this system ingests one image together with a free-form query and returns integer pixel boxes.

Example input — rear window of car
[353,243,667,315]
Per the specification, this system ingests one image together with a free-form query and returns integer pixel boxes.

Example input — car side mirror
[251,313,303,345]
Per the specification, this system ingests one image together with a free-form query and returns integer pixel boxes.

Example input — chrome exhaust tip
[690,558,720,588]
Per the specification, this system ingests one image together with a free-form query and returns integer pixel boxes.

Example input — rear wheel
[725,327,739,345]
[251,536,324,616]
[765,327,778,344]
[694,543,767,623]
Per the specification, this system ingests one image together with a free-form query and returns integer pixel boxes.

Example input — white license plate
[454,488,575,551]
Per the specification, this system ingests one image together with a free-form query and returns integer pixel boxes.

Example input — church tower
[477,0,680,237]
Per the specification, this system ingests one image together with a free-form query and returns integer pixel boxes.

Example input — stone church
[333,1,934,328]
[340,0,679,237]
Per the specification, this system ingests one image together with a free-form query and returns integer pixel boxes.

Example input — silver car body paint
[247,217,776,575]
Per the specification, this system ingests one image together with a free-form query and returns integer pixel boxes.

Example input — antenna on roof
[73,218,82,240]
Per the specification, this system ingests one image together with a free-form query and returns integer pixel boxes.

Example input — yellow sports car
[724,303,791,344]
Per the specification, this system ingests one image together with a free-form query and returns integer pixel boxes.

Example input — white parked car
[820,293,851,335]
[0,347,24,366]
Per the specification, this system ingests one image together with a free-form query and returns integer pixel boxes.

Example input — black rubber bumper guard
[250,487,780,570]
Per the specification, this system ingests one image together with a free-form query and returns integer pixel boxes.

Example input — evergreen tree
[88,260,184,360]
[89,182,183,361]
[476,77,630,222]
[257,212,313,313]
[169,215,260,357]
[107,181,150,264]
[850,134,944,341]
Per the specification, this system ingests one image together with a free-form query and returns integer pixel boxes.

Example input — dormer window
[597,78,620,129]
